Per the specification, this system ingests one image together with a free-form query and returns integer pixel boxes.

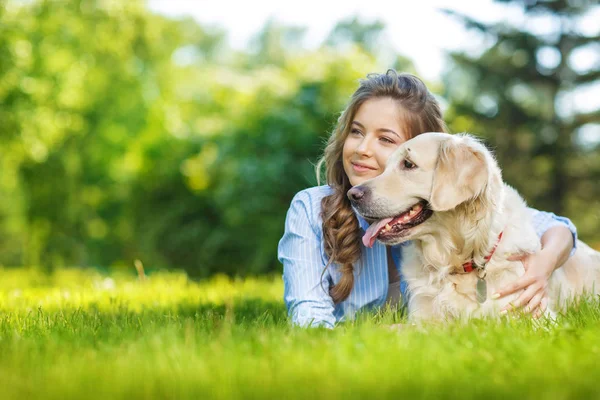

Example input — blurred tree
[10,0,579,279]
[0,0,389,275]
[140,50,380,277]
[0,0,214,269]
[325,16,385,55]
[246,19,307,67]
[442,0,600,243]
[323,15,418,75]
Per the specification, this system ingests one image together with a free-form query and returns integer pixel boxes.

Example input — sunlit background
[1,0,599,277]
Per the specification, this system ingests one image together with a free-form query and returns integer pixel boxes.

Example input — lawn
[1,267,599,400]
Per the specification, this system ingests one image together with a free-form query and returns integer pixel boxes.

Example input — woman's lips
[352,163,376,173]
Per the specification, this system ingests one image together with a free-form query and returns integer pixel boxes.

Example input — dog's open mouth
[362,201,433,248]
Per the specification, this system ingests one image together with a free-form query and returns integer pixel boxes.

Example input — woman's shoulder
[292,185,334,205]
[287,185,333,226]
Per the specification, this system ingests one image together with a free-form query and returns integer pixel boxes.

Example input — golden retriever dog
[348,132,600,322]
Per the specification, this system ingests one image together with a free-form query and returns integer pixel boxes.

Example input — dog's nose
[347,186,366,203]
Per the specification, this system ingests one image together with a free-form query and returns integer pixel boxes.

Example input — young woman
[278,70,577,328]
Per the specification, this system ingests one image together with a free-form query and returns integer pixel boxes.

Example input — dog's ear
[429,138,488,211]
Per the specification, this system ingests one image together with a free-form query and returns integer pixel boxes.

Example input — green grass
[1,267,600,399]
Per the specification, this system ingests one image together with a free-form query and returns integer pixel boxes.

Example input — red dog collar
[462,231,504,273]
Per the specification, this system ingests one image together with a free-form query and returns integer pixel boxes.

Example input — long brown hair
[316,69,448,303]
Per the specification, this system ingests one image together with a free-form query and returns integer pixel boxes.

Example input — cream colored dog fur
[350,132,600,322]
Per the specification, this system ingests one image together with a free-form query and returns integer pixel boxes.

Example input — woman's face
[343,97,408,186]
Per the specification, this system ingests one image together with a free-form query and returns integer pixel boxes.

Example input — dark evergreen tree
[442,0,600,242]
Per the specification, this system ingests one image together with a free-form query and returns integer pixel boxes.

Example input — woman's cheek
[380,149,396,166]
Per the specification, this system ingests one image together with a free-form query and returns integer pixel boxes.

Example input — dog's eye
[403,159,417,170]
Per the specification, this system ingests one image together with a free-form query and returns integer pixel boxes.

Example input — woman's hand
[492,226,574,318]
[492,251,555,318]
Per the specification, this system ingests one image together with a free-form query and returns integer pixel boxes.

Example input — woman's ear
[429,138,489,212]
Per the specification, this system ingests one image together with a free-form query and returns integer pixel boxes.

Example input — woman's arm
[278,191,336,329]
[539,225,574,273]
[529,208,578,257]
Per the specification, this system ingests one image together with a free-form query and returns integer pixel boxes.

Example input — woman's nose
[355,137,373,156]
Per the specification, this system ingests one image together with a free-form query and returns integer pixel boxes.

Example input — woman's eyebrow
[352,121,400,138]
[379,128,401,138]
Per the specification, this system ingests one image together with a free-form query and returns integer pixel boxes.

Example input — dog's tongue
[362,217,394,248]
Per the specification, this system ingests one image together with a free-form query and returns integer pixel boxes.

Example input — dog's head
[348,132,503,247]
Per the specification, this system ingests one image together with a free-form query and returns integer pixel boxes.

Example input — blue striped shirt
[277,185,578,328]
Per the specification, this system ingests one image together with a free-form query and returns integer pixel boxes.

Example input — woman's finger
[525,292,544,313]
[493,275,535,299]
[533,296,549,319]
[501,284,539,313]
[540,296,549,314]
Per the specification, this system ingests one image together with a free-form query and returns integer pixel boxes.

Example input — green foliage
[0,0,598,276]
[0,0,387,275]
[1,0,200,269]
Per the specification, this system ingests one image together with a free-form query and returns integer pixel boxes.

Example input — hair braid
[320,188,362,303]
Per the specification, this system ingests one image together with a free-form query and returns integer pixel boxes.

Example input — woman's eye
[350,129,362,135]
[403,159,416,169]
[381,136,395,144]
